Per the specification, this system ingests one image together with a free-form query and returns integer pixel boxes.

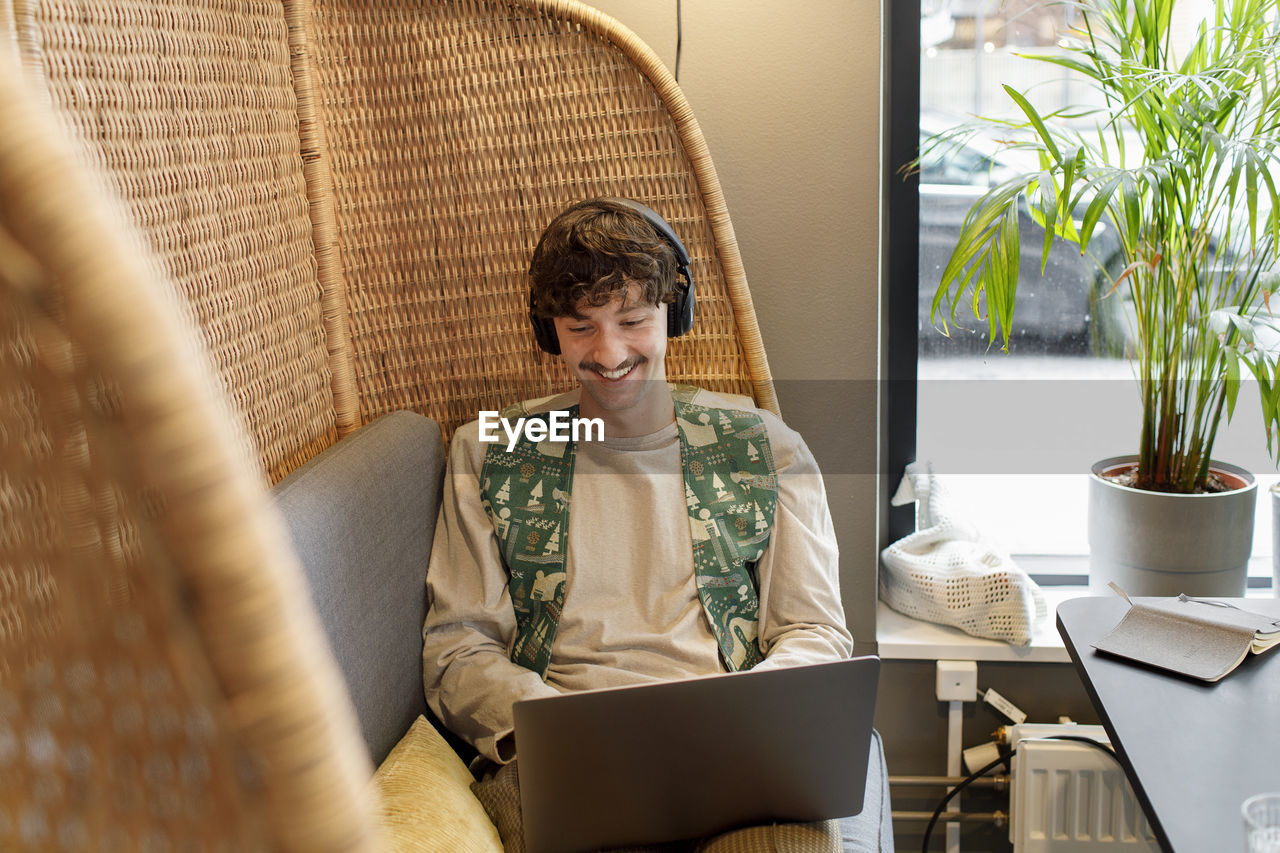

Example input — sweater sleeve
[421,423,560,764]
[749,415,854,670]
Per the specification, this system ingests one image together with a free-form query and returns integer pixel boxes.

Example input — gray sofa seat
[272,410,446,764]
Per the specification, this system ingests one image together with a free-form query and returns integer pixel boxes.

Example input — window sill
[876,587,1082,664]
[876,551,1275,663]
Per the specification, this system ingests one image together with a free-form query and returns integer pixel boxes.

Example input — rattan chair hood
[2,0,779,848]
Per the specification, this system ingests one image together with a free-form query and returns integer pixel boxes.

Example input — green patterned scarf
[478,386,777,677]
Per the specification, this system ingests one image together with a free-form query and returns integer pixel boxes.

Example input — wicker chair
[302,0,780,440]
[0,60,378,851]
[2,0,788,849]
[5,0,776,483]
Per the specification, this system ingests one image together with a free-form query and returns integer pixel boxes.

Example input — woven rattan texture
[12,0,338,481]
[308,0,762,438]
[0,270,269,850]
[1,61,379,851]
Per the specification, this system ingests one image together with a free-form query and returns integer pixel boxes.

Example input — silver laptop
[513,655,880,853]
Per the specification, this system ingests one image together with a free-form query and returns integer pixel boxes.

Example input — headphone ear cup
[531,313,561,355]
[668,272,695,338]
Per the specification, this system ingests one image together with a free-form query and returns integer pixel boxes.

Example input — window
[885,0,1276,587]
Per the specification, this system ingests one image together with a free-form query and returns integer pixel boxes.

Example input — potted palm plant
[925,0,1280,595]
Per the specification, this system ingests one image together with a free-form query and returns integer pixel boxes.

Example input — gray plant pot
[1272,484,1280,596]
[1088,455,1255,596]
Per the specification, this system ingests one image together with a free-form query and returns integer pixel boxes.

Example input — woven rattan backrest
[0,61,377,852]
[304,0,777,437]
[5,0,351,482]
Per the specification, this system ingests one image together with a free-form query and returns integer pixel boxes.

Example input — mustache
[579,355,647,374]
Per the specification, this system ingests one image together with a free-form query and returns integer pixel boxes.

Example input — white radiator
[1007,724,1161,852]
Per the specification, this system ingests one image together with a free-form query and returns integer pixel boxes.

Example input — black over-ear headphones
[529,197,695,355]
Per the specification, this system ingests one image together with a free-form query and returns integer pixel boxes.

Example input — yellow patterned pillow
[372,716,503,852]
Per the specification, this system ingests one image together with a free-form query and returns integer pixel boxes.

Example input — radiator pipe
[893,810,1007,826]
[889,774,1008,787]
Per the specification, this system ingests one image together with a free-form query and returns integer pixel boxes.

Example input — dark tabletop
[1056,595,1280,853]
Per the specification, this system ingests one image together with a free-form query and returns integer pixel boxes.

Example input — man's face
[552,284,672,436]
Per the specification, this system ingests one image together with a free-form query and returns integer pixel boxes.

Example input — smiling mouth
[587,358,644,382]
[597,364,635,380]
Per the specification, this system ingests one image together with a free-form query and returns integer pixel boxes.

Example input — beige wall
[583,0,884,643]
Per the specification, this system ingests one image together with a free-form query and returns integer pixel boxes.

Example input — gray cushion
[272,410,445,764]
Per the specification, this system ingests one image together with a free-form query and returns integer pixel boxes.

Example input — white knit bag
[879,462,1046,645]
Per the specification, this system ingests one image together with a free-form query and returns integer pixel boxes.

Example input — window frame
[881,0,920,552]
[881,0,1274,590]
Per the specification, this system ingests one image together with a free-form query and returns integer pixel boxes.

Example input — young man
[422,199,882,851]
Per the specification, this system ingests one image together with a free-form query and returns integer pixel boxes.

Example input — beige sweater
[422,388,852,763]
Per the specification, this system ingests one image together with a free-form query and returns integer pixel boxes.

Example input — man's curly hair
[528,199,680,318]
